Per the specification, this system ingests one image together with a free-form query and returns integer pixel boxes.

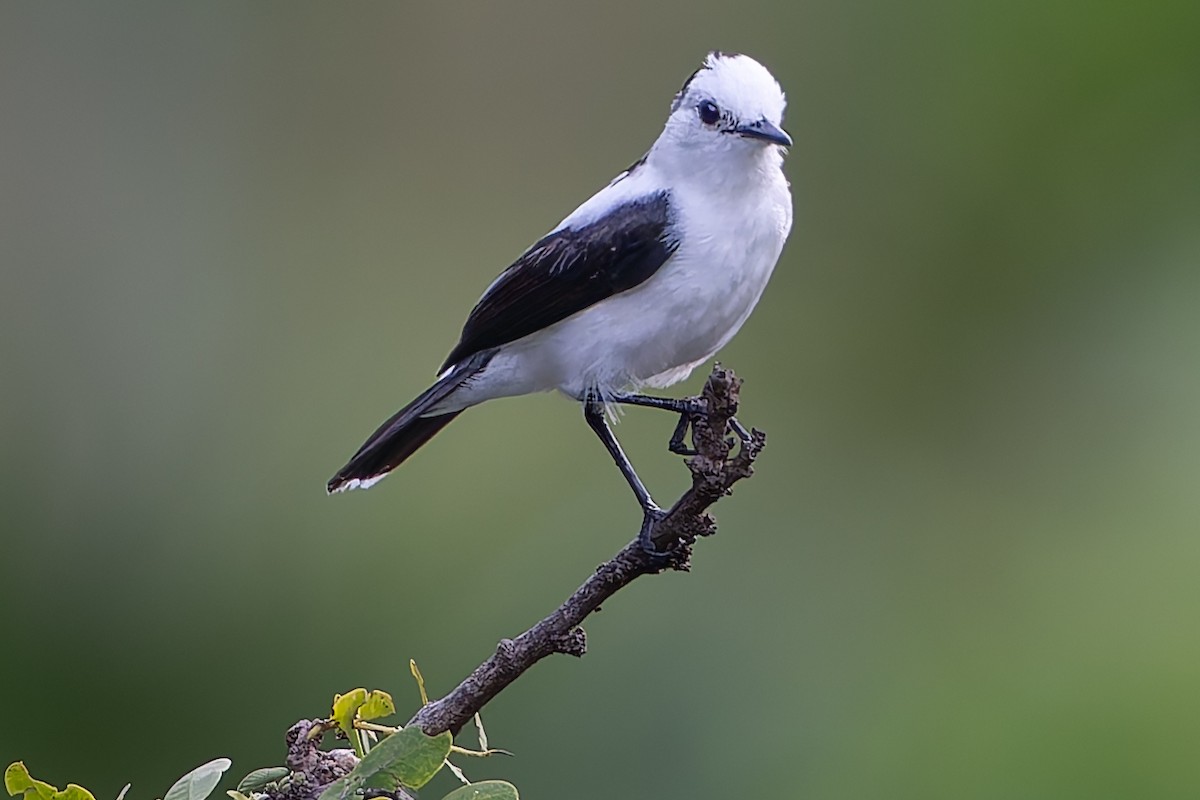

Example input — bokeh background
[3,2,1199,798]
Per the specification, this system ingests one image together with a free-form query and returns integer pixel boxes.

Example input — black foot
[666,398,708,456]
[667,407,751,456]
[608,391,751,456]
[636,506,674,558]
[667,412,698,456]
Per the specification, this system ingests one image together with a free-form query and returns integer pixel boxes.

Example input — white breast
[540,163,791,397]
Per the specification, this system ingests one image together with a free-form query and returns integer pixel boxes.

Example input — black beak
[735,118,792,147]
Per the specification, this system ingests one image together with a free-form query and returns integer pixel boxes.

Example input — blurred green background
[2,2,1198,798]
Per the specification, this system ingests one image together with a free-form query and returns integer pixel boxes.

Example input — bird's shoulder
[439,173,679,372]
[550,155,664,232]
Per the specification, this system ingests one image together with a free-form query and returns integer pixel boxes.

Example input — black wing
[440,192,678,372]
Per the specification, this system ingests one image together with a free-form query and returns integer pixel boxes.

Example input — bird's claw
[667,401,705,456]
[667,412,699,455]
[637,506,674,559]
[666,399,751,455]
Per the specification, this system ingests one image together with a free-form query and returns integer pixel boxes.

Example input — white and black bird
[328,52,793,550]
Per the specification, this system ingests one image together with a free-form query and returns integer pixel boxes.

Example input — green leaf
[225,792,249,800]
[234,769,289,794]
[440,781,519,800]
[359,690,395,722]
[162,759,232,800]
[317,727,452,800]
[331,689,368,739]
[54,787,96,800]
[5,763,69,800]
[366,727,452,790]
[5,764,41,797]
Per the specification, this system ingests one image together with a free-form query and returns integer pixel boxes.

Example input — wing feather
[439,192,677,372]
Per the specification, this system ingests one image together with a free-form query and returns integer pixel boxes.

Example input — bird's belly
[548,236,778,396]
[436,261,766,410]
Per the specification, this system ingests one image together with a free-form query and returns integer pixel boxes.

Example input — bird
[328,52,793,551]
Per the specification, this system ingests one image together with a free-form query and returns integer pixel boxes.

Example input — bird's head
[652,52,790,177]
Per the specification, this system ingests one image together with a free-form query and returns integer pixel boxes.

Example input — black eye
[697,100,720,126]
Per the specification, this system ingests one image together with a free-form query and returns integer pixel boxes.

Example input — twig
[408,364,765,737]
[274,365,766,799]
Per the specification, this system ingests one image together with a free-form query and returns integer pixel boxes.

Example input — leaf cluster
[6,680,517,800]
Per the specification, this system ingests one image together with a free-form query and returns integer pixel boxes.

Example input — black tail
[327,350,493,493]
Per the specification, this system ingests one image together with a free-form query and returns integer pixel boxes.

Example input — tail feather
[327,410,461,493]
[327,350,492,493]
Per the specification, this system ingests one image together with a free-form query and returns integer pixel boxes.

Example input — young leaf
[331,689,369,739]
[473,714,488,752]
[439,781,519,800]
[115,785,131,800]
[162,759,232,800]
[5,764,43,798]
[4,764,92,800]
[359,690,395,722]
[57,787,96,800]
[442,760,468,786]
[234,769,290,794]
[409,661,429,706]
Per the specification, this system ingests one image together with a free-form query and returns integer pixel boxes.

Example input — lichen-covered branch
[408,365,765,737]
[275,366,766,799]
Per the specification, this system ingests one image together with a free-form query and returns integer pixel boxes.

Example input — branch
[275,365,766,797]
[408,364,765,737]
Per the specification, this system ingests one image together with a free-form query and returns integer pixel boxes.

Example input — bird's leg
[584,397,657,511]
[608,393,705,456]
[608,394,703,415]
[609,392,751,455]
[583,396,669,555]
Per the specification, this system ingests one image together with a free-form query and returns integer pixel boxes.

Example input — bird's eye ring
[697,100,720,126]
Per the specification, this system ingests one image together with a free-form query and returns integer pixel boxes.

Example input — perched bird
[328,52,793,550]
